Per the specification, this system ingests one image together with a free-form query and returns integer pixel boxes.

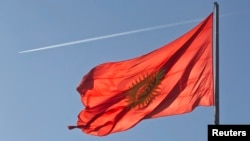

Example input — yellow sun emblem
[126,69,166,109]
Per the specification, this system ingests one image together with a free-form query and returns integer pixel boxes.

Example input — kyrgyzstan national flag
[69,13,214,136]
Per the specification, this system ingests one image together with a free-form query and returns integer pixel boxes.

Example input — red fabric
[73,13,214,136]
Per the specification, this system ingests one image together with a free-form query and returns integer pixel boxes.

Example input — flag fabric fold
[70,13,214,136]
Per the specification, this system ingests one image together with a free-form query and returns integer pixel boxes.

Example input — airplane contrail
[19,18,202,53]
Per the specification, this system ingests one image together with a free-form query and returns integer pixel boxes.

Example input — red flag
[69,13,214,136]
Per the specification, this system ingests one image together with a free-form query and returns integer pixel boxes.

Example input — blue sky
[1,0,250,140]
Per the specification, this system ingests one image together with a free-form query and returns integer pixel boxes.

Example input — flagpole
[214,2,219,125]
